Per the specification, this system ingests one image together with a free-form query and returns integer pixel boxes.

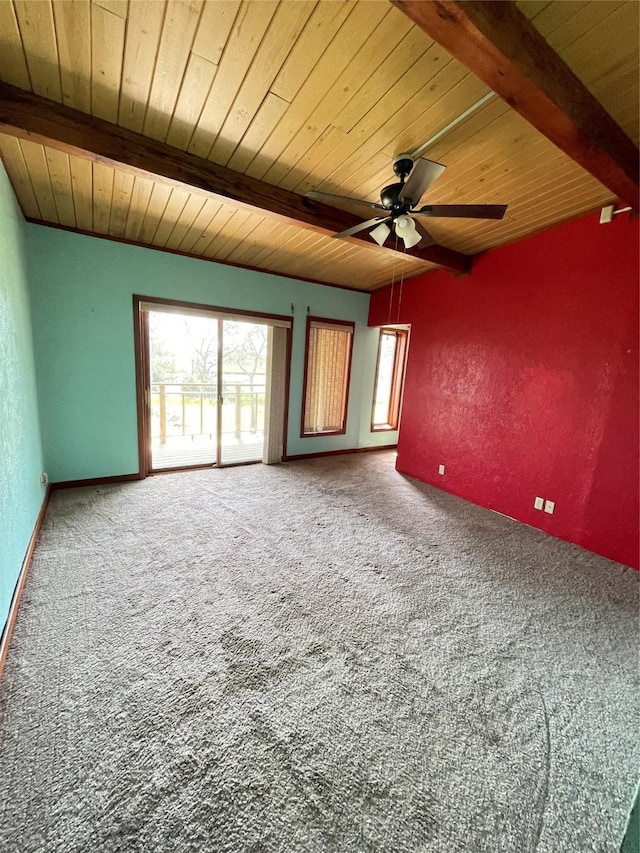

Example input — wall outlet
[534,496,544,510]
[40,472,48,486]
[544,500,555,514]
[438,464,445,475]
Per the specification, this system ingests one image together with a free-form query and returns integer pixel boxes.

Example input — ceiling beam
[0,82,470,274]
[390,0,639,210]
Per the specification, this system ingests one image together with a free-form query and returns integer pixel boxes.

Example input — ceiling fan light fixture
[402,230,423,250]
[370,222,391,246]
[395,215,422,249]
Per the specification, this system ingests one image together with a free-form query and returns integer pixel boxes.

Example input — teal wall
[27,225,397,483]
[0,163,45,633]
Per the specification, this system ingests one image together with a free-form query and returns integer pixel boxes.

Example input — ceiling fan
[306,155,507,250]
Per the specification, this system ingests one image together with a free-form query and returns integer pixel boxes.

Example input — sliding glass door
[144,304,277,472]
[220,319,268,465]
[148,310,219,470]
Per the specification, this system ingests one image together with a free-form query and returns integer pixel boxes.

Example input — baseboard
[0,485,51,679]
[283,444,397,462]
[51,472,141,490]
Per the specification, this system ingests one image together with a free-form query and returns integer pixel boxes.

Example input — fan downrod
[392,155,414,182]
[378,155,415,215]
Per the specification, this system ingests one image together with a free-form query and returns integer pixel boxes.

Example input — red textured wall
[369,213,639,569]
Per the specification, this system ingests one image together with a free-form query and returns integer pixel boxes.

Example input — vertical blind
[303,320,354,434]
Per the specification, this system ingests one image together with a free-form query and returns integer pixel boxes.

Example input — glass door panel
[219,319,267,466]
[148,311,218,470]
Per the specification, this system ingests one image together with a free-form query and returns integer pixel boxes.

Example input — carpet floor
[0,451,638,852]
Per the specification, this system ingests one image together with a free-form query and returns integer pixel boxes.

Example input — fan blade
[332,216,391,239]
[306,190,385,220]
[417,204,507,220]
[398,158,446,206]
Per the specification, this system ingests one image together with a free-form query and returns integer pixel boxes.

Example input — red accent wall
[369,213,639,569]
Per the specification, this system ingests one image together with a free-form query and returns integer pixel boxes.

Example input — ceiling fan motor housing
[382,155,417,215]
[380,182,414,215]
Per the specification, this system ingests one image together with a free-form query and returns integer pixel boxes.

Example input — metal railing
[151,382,265,445]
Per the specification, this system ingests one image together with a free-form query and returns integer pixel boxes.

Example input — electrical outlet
[534,496,544,510]
[40,472,48,486]
[438,464,445,475]
[544,500,555,514]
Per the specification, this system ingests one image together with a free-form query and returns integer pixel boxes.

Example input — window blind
[303,320,354,435]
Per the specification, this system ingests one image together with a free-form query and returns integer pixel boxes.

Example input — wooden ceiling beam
[0,82,470,274]
[390,0,639,210]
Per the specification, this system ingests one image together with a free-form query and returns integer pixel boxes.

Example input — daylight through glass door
[148,310,269,470]
[149,311,219,470]
[220,319,268,466]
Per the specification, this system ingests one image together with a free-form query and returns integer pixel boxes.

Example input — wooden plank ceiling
[0,0,637,292]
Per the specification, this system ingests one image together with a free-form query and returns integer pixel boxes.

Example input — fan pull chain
[397,245,407,324]
[388,233,400,326]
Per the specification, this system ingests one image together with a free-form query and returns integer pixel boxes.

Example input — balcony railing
[151,381,266,445]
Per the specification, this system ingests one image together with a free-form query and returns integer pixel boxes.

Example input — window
[302,317,354,436]
[371,327,408,431]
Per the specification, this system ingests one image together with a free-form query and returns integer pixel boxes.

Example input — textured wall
[0,162,45,631]
[369,213,639,569]
[27,226,392,482]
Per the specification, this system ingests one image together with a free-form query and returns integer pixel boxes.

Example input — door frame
[133,294,293,477]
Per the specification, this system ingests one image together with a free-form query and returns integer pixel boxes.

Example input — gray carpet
[0,451,638,852]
